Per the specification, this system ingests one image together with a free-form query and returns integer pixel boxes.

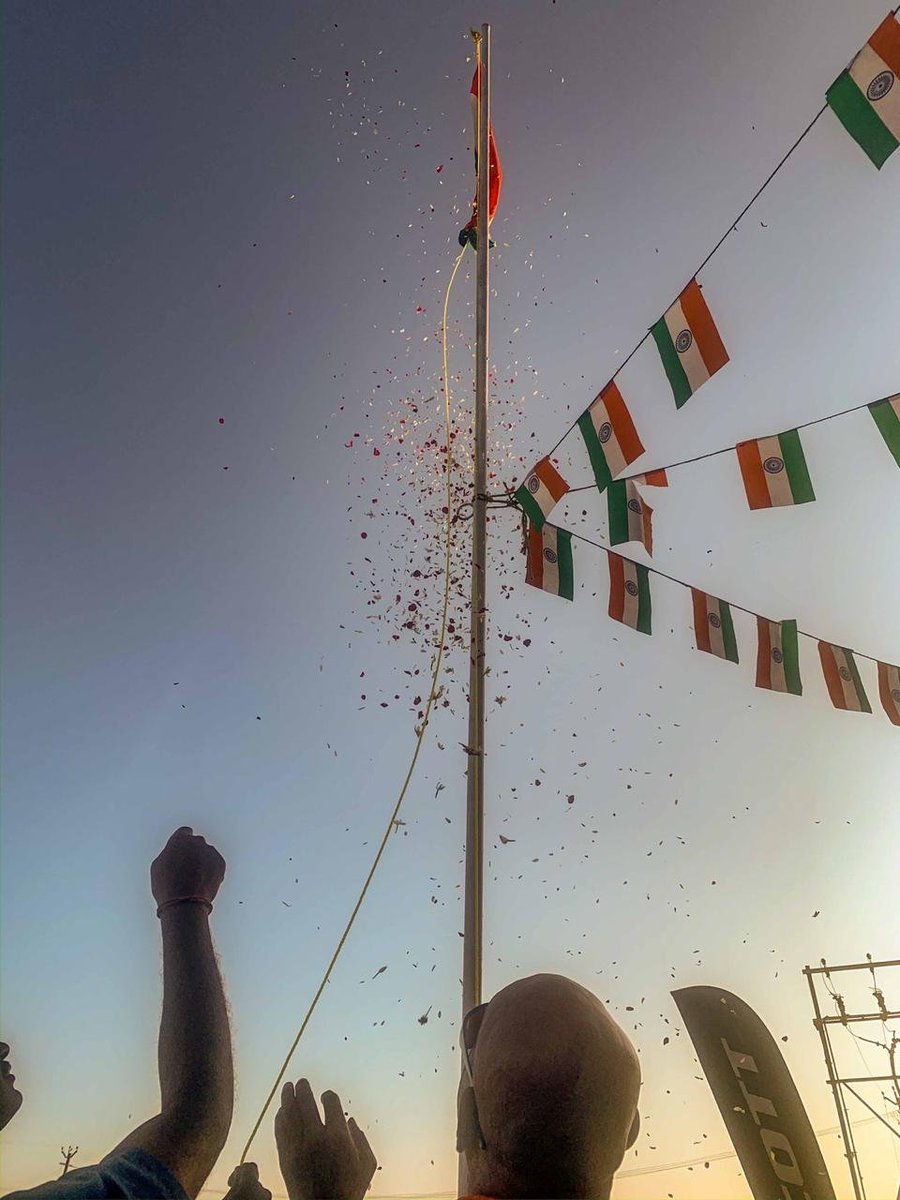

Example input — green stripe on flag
[607,481,629,546]
[827,70,899,170]
[515,483,546,529]
[577,410,613,492]
[720,601,739,664]
[845,649,872,713]
[651,318,692,409]
[869,397,900,468]
[556,529,574,600]
[781,619,802,696]
[778,428,815,504]
[636,562,652,635]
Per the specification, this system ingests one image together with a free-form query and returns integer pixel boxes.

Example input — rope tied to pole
[239,243,467,1163]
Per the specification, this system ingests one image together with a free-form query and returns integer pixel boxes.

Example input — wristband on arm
[156,896,213,918]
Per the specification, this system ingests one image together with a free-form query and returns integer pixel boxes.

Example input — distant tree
[59,1146,79,1175]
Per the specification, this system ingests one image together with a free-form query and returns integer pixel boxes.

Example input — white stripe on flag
[621,559,640,627]
[850,43,900,141]
[528,474,556,519]
[588,399,626,478]
[833,647,863,711]
[706,596,726,658]
[663,298,709,394]
[769,622,787,691]
[542,528,560,594]
[756,435,794,506]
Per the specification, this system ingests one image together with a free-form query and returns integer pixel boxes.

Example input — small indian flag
[869,394,900,468]
[515,457,569,529]
[651,278,729,408]
[526,523,574,600]
[608,553,651,634]
[608,480,653,555]
[755,617,802,695]
[818,642,871,713]
[877,660,900,725]
[827,14,900,169]
[736,429,816,509]
[577,380,645,492]
[691,589,739,664]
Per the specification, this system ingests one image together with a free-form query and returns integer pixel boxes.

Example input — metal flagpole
[459,19,491,1193]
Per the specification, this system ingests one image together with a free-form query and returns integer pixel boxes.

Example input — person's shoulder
[3,1148,188,1200]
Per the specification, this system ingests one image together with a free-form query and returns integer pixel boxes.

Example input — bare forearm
[158,904,233,1128]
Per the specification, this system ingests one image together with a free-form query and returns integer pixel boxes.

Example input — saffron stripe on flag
[869,395,900,467]
[679,279,729,377]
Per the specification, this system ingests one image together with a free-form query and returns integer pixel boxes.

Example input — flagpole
[460,18,490,1190]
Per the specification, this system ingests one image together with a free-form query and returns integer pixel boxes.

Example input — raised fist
[151,826,225,909]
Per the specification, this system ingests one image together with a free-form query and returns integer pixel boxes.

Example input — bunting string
[562,390,898,495]
[545,6,900,461]
[545,100,829,459]
[559,524,886,667]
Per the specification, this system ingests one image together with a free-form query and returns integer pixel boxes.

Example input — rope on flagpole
[561,390,899,495]
[556,524,891,666]
[239,243,467,1163]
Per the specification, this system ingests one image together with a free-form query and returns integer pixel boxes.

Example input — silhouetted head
[0,1042,23,1130]
[457,974,641,1199]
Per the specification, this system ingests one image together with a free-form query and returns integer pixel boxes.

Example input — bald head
[461,975,641,1199]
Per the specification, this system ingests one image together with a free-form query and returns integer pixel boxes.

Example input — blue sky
[3,2,899,1197]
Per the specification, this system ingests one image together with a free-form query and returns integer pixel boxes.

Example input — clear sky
[2,2,899,1198]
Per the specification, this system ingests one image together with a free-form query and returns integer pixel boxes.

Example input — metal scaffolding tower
[804,956,900,1200]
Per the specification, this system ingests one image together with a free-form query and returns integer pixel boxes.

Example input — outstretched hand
[223,1163,272,1200]
[275,1080,377,1200]
[151,826,225,909]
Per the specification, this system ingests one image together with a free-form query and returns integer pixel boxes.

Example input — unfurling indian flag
[818,642,871,714]
[755,617,802,695]
[827,14,900,169]
[515,457,569,530]
[736,429,816,509]
[877,660,900,726]
[691,589,739,664]
[607,553,651,634]
[651,278,729,408]
[577,380,645,492]
[459,62,503,247]
[526,523,574,600]
[869,394,900,468]
[607,480,653,555]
